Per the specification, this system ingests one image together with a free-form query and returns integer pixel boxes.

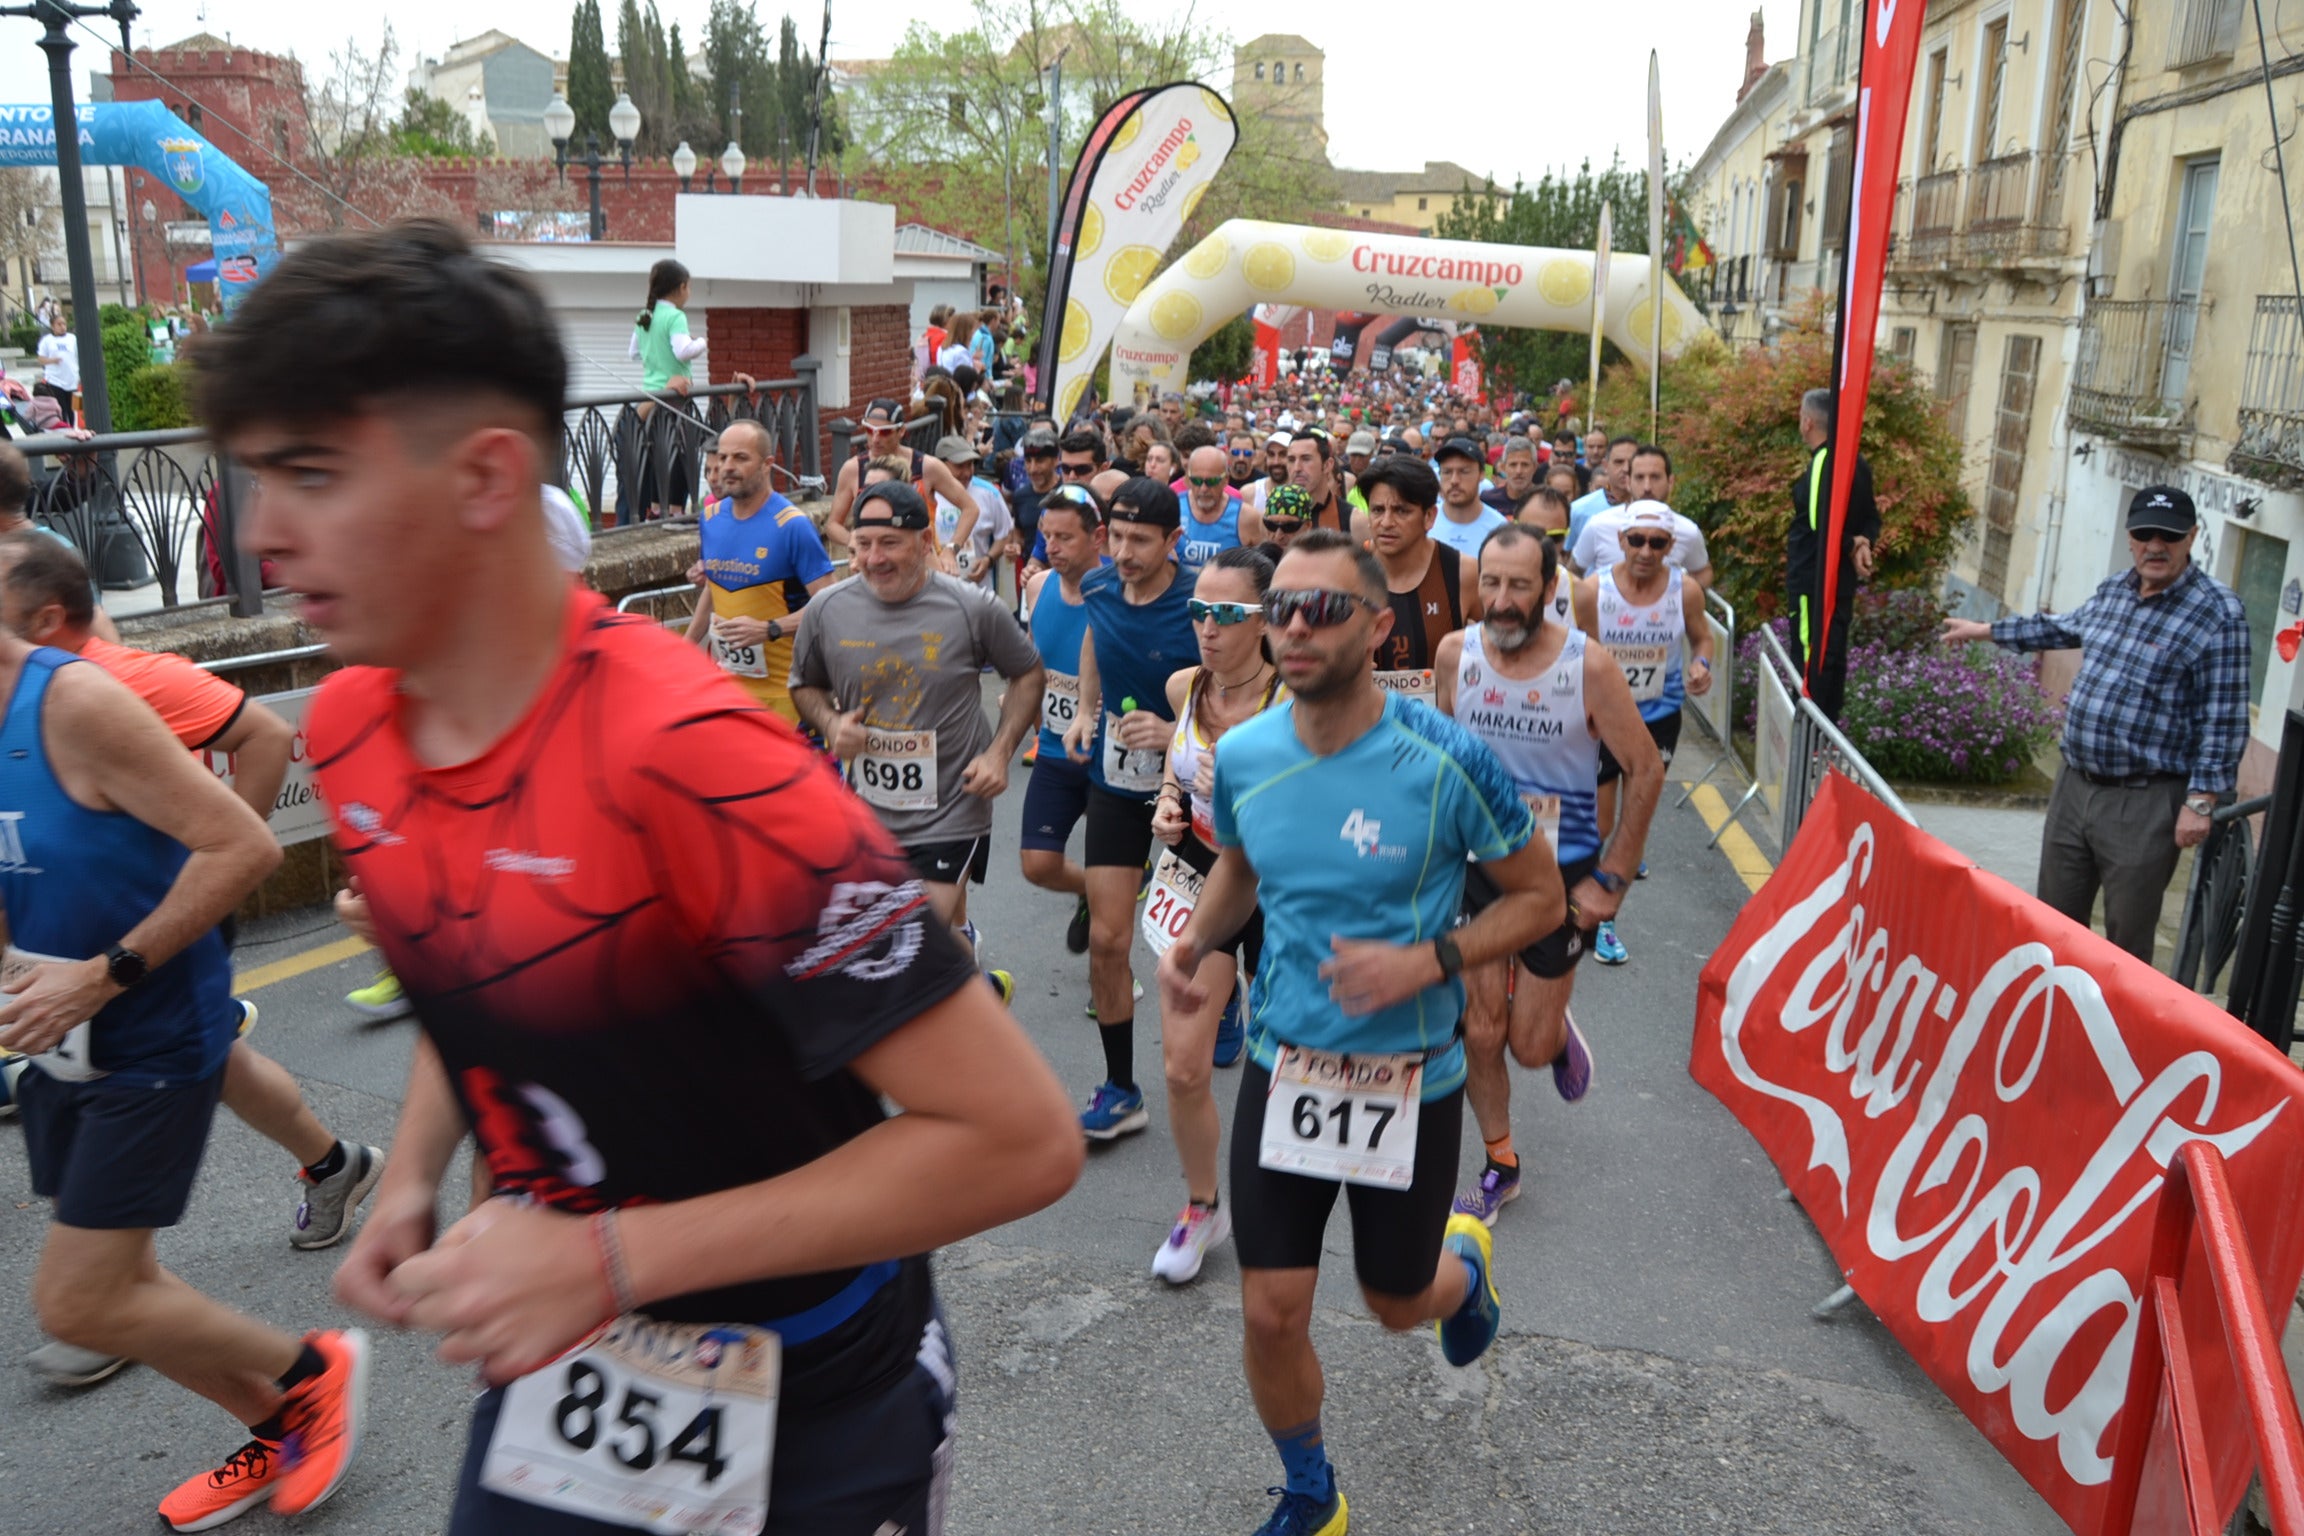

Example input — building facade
[1230,33,1327,154]
[1683,14,1791,350]
[408,31,562,159]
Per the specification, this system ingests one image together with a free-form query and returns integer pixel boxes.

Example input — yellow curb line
[1687,782,1775,896]
[233,934,372,994]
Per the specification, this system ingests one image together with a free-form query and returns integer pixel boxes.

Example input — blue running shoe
[1079,1081,1148,1141]
[1636,859,1648,879]
[1252,1484,1347,1535]
[1436,1214,1500,1367]
[1593,920,1628,966]
[1451,1159,1521,1227]
[1213,985,1245,1068]
[1552,1013,1593,1103]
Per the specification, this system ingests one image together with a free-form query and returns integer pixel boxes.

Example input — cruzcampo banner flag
[1588,201,1611,434]
[1037,82,1239,424]
[1816,0,1927,697]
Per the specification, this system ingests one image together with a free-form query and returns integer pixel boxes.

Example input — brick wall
[702,302,909,471]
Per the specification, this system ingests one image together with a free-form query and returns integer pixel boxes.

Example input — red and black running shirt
[308,587,976,1405]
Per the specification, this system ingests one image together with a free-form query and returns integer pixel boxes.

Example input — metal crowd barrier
[2171,794,2273,996]
[1715,625,1916,856]
[1675,587,1743,808]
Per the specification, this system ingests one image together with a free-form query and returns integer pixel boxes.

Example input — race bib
[1042,672,1081,738]
[5,945,103,1082]
[1258,1044,1423,1189]
[482,1315,779,1536]
[710,628,768,679]
[1523,792,1563,854]
[1140,847,1203,957]
[1373,669,1436,705]
[852,727,937,811]
[1100,712,1165,792]
[1615,642,1670,702]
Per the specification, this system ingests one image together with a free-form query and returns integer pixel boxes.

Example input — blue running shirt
[1212,693,1534,1099]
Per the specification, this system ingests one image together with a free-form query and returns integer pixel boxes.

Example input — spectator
[940,313,979,374]
[34,310,78,421]
[1786,389,1879,720]
[1942,486,2250,965]
[917,303,951,378]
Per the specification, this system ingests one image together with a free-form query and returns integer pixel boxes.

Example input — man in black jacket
[1787,388,1879,721]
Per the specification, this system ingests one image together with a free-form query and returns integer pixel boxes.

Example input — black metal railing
[2174,795,2273,993]
[16,373,822,619]
[2233,294,2304,488]
[2068,296,2210,446]
[1903,169,1963,265]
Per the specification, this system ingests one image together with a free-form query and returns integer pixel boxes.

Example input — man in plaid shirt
[1944,485,2251,963]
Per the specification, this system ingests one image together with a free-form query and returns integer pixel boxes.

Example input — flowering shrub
[1849,587,1949,655]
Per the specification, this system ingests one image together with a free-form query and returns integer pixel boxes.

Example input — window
[1920,49,1949,171]
[1360,207,1371,217]
[1976,17,2009,160]
[2234,528,2289,700]
[1980,333,2041,600]
[1254,62,1264,80]
[1417,196,1428,211]
[1294,63,1304,82]
[1270,57,1282,79]
[1889,326,1919,362]
[2165,155,2220,405]
[1938,322,1979,446]
[1777,176,1804,257]
[1820,125,1854,251]
[2168,0,2243,67]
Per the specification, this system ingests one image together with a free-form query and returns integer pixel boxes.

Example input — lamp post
[545,90,641,241]
[672,141,696,193]
[721,141,745,196]
[135,195,153,309]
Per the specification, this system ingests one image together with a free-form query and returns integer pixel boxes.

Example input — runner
[790,480,1045,969]
[1226,430,1262,493]
[0,550,367,1529]
[1156,529,1561,1536]
[1574,503,1715,965]
[1259,483,1313,554]
[1570,447,1715,587]
[1480,437,1541,517]
[1430,438,1509,559]
[203,218,1081,1535]
[1437,524,1660,1225]
[937,435,1013,593]
[1282,430,1350,535]
[1358,454,1480,708]
[820,397,975,552]
[1179,443,1263,579]
[682,417,837,727]
[1059,477,1197,1140]
[1146,545,1284,1283]
[1565,434,1636,553]
[1019,483,1108,957]
[1007,426,1062,615]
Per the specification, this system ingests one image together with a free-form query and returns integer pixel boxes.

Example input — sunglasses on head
[1264,588,1376,628]
[1188,599,1256,626]
[1186,475,1227,488]
[1623,533,1673,551]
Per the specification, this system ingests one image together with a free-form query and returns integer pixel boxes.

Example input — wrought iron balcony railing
[2233,294,2304,487]
[2068,297,2211,447]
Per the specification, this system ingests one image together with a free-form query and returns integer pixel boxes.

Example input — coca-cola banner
[1693,775,2304,1533]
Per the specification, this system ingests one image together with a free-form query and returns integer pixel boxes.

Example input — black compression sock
[1099,1018,1136,1090]
[301,1142,347,1183]
[274,1342,326,1395]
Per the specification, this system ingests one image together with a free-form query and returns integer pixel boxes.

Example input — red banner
[1452,330,1484,402]
[1816,0,1927,696]
[1693,775,2304,1533]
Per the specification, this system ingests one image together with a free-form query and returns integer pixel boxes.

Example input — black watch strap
[1433,933,1464,980]
[104,943,149,990]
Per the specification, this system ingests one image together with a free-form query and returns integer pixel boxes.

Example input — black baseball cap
[1434,436,1485,466]
[853,480,931,530]
[1108,476,1181,530]
[2127,485,2197,536]
[860,397,905,429]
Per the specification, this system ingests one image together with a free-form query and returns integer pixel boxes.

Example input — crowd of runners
[0,222,1722,1536]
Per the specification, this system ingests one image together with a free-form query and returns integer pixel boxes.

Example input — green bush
[99,306,151,425]
[6,319,36,357]
[117,361,190,432]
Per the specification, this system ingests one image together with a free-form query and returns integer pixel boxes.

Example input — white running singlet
[1453,625,1602,866]
[1595,569,1685,719]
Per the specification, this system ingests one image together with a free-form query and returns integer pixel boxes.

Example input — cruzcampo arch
[1105,219,1704,404]
[0,102,278,314]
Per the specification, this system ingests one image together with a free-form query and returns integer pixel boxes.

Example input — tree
[1431,156,1658,399]
[617,0,684,157]
[393,88,493,158]
[276,27,459,234]
[566,0,616,144]
[0,168,54,306]
[1190,311,1253,384]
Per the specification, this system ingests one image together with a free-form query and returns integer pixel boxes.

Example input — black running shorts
[21,1061,226,1229]
[1597,710,1681,784]
[1462,856,1599,980]
[1083,784,1158,870]
[906,835,991,887]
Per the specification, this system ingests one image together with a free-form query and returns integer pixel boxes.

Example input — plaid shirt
[1990,562,2253,794]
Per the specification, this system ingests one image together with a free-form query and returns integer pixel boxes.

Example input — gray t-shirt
[789,571,1041,845]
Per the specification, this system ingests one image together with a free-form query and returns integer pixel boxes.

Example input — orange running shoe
[270,1329,370,1517]
[158,1439,281,1532]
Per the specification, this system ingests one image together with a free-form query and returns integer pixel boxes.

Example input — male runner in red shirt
[200,218,1081,1534]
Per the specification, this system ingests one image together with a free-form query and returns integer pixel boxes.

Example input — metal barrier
[1675,587,1743,806]
[2101,1139,2304,1534]
[2171,795,2272,995]
[2226,708,2304,1053]
[1713,624,1918,855]
[20,377,821,620]
[616,582,703,631]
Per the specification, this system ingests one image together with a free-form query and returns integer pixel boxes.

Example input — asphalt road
[0,723,2068,1535]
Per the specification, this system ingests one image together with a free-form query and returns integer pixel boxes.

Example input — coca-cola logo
[1701,795,2301,1517]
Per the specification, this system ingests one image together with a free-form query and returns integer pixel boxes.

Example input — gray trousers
[2036,767,2187,963]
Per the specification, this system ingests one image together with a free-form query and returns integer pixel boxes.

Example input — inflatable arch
[0,102,279,314]
[1108,219,1703,405]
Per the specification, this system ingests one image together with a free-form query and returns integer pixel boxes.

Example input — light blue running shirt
[1212,692,1534,1100]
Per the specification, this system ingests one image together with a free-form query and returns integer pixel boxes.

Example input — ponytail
[636,258,690,331]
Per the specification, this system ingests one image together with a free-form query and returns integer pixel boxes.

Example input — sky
[0,0,1803,191]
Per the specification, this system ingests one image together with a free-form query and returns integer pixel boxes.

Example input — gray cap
[1346,430,1377,456]
[935,433,980,464]
[1021,427,1059,453]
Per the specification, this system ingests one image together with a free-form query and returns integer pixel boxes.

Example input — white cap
[541,485,593,573]
[1623,499,1675,528]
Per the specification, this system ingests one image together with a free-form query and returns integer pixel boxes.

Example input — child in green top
[632,258,706,394]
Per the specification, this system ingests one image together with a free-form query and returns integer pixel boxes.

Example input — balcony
[2232,295,2304,487]
[2068,297,2211,448]
[1962,152,2072,263]
[1893,169,1963,266]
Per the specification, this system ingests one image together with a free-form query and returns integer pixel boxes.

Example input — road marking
[1687,783,1775,895]
[234,934,370,994]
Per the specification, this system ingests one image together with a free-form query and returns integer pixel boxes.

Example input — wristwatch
[1591,869,1628,896]
[2185,794,2217,817]
[103,943,149,990]
[764,618,784,643]
[1432,932,1464,981]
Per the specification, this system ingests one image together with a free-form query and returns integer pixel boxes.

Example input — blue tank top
[1029,574,1091,756]
[0,649,235,1085]
[1078,563,1198,794]
[1177,496,1243,579]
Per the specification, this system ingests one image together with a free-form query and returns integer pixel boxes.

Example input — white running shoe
[1151,1201,1231,1285]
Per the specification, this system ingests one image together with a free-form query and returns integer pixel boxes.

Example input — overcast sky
[0,0,1801,194]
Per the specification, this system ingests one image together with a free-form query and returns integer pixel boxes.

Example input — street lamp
[721,141,745,195]
[135,196,154,309]
[672,141,696,193]
[547,90,642,241]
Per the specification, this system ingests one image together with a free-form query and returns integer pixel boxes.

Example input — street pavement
[0,722,2069,1535]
